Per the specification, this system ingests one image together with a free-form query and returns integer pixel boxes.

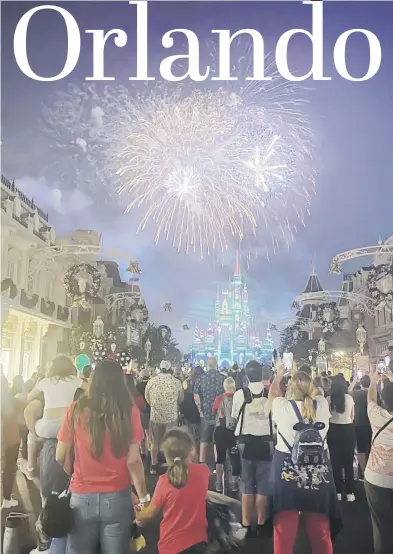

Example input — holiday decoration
[20,290,39,309]
[158,325,172,340]
[1,278,17,299]
[164,303,172,312]
[115,349,132,370]
[126,260,142,274]
[182,324,190,331]
[316,303,340,334]
[64,263,102,308]
[367,263,393,310]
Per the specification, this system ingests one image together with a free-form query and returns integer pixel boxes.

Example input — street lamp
[93,316,104,338]
[145,338,152,365]
[356,324,367,354]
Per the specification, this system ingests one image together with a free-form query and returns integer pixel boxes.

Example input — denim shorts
[239,443,272,496]
[200,419,216,444]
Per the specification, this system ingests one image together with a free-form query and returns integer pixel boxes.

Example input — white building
[1,175,72,379]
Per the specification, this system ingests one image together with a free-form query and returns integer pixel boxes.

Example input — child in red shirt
[136,428,210,554]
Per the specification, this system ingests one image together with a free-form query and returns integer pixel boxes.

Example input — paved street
[3,467,374,554]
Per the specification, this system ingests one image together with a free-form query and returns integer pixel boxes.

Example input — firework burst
[115,46,315,258]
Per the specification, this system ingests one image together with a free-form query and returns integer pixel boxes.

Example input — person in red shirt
[56,360,148,554]
[136,428,210,554]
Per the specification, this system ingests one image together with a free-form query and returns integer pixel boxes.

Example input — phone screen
[378,359,386,374]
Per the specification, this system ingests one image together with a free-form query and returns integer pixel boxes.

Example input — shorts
[239,443,272,496]
[200,419,216,444]
[355,425,372,454]
[149,420,177,446]
[214,427,236,464]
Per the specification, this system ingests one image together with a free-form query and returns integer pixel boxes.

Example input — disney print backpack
[280,400,326,467]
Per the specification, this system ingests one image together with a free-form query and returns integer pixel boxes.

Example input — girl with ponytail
[136,428,210,554]
[265,360,342,554]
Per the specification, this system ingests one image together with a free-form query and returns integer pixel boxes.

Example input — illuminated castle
[190,255,274,369]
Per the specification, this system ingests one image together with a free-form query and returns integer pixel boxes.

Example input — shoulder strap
[371,415,393,447]
[238,400,247,436]
[289,400,303,422]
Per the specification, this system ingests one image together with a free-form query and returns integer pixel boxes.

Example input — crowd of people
[1,354,393,554]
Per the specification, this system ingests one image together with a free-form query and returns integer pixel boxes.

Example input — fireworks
[115,47,315,258]
[41,42,315,259]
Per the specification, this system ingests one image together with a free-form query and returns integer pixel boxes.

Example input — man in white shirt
[232,361,273,538]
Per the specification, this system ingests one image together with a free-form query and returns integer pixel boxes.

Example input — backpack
[279,400,326,467]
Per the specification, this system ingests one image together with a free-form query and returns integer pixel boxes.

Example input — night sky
[2,1,392,350]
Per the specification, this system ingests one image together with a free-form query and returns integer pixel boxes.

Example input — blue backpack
[279,400,326,467]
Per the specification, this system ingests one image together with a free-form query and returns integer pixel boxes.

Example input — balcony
[1,282,71,327]
[1,174,48,222]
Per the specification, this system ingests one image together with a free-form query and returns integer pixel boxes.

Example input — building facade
[190,256,273,368]
[1,175,71,379]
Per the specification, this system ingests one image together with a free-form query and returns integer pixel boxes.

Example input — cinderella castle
[190,255,274,369]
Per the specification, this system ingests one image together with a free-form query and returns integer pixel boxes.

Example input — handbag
[238,388,273,462]
[41,407,77,538]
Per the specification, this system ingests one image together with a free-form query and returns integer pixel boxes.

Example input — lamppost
[145,338,152,366]
[356,324,367,354]
[93,315,104,338]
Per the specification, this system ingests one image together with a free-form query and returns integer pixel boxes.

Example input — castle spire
[234,251,241,277]
[303,257,323,294]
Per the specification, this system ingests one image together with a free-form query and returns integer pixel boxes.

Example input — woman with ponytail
[265,361,341,554]
[136,428,209,554]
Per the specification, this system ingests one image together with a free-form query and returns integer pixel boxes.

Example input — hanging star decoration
[127,260,142,274]
[164,303,172,312]
[182,324,190,331]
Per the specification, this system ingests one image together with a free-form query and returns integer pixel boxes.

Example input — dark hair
[360,374,371,389]
[299,364,312,376]
[245,360,263,383]
[11,375,24,396]
[75,360,133,459]
[161,428,195,489]
[381,381,393,412]
[330,375,348,414]
[47,355,76,381]
[82,365,92,380]
[125,373,138,400]
[232,363,239,371]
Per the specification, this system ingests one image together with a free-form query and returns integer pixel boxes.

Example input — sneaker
[256,524,270,538]
[215,482,223,493]
[337,493,342,501]
[30,549,50,554]
[244,526,257,539]
[347,494,356,502]
[150,465,158,475]
[2,498,19,509]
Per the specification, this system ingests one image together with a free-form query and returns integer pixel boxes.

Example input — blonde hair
[223,377,236,393]
[161,428,194,489]
[290,371,316,421]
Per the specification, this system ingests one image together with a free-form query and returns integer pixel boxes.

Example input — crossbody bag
[371,415,393,447]
[238,388,273,462]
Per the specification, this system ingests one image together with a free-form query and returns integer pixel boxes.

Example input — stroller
[206,492,246,553]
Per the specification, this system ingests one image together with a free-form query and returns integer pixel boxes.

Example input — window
[0,349,11,378]
[7,260,15,280]
[45,273,54,300]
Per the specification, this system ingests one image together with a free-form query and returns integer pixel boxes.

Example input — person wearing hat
[145,361,184,474]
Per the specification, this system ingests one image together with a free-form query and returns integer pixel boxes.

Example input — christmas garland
[20,290,39,309]
[1,278,18,299]
[316,302,340,333]
[64,263,102,302]
[367,263,393,308]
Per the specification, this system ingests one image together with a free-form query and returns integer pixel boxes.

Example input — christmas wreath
[64,263,102,304]
[367,263,393,309]
[316,303,340,334]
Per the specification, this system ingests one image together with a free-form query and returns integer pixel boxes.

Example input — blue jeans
[67,489,133,554]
